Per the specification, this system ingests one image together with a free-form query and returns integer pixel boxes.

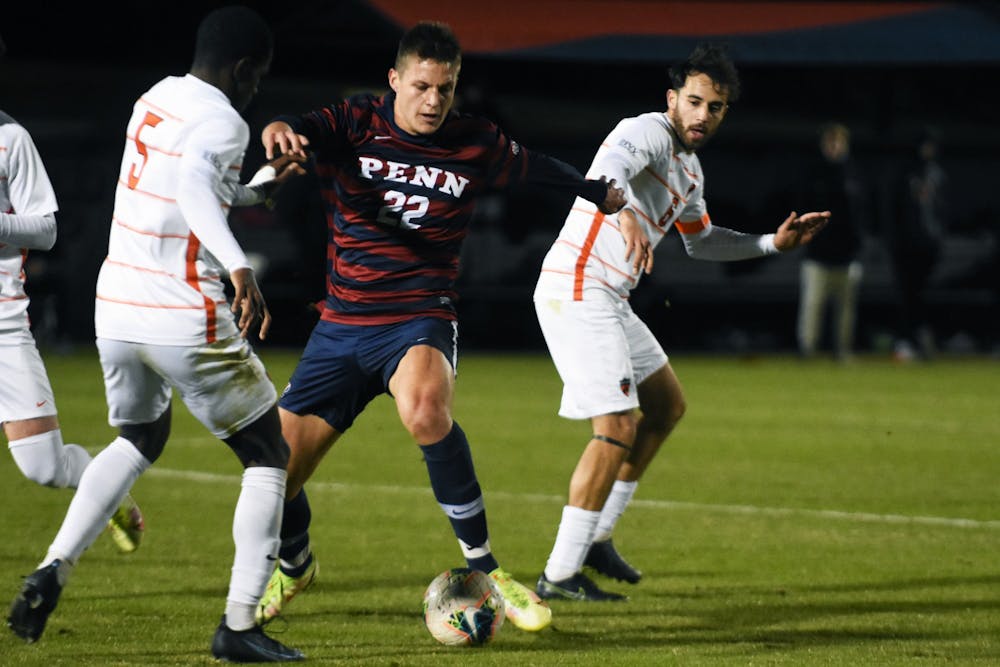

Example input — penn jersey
[0,112,58,341]
[535,112,776,301]
[96,75,254,345]
[276,91,608,325]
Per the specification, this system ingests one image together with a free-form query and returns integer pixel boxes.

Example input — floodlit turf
[1,348,997,665]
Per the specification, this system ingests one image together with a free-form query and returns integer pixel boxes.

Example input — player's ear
[233,58,256,85]
[666,88,677,110]
[388,67,400,92]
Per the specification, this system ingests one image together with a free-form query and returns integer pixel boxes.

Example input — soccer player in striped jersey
[532,43,830,600]
[0,37,143,556]
[6,8,305,661]
[256,21,625,632]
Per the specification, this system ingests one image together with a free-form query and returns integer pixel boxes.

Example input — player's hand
[262,121,310,160]
[598,177,626,214]
[774,210,831,251]
[229,267,272,340]
[267,153,308,184]
[620,208,654,275]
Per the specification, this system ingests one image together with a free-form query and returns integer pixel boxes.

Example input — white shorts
[96,336,277,439]
[0,342,57,424]
[534,291,668,420]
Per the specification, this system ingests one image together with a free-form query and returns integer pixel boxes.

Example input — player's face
[666,72,729,152]
[389,55,459,135]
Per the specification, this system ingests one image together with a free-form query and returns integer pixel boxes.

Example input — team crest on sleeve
[619,377,631,396]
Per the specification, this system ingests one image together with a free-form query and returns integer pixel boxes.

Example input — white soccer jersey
[95,75,253,345]
[0,113,58,342]
[535,111,775,301]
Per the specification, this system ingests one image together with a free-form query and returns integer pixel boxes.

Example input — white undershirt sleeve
[682,225,778,260]
[0,211,56,250]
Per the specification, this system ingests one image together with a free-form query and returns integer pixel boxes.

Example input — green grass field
[1,348,998,665]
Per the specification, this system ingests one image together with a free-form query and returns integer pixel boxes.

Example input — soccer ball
[422,568,505,646]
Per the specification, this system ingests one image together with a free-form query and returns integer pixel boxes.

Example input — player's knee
[597,412,637,446]
[7,431,71,487]
[119,407,171,463]
[14,456,62,487]
[401,407,451,445]
[225,407,290,469]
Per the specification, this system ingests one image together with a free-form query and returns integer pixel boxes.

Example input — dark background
[2,1,998,354]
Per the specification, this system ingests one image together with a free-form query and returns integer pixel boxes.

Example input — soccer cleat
[211,615,304,662]
[255,558,318,625]
[584,538,642,584]
[488,567,552,632]
[107,493,144,554]
[7,560,64,643]
[536,571,627,602]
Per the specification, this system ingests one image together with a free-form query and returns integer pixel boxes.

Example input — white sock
[8,430,92,488]
[594,480,638,543]
[543,505,600,583]
[225,466,286,631]
[45,437,150,566]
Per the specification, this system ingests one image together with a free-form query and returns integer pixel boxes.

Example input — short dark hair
[192,5,273,69]
[670,43,741,102]
[396,21,462,69]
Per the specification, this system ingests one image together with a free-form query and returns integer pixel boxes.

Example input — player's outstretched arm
[261,121,310,160]
[230,267,272,340]
[773,210,831,251]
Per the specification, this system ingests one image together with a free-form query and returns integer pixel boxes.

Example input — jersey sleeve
[276,99,351,153]
[5,124,58,216]
[588,116,667,190]
[488,123,607,205]
[176,116,251,273]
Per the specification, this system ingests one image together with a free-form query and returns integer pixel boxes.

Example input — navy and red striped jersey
[275,91,607,325]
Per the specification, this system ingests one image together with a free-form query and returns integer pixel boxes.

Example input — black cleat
[584,538,642,584]
[211,615,304,662]
[7,559,64,643]
[535,572,627,601]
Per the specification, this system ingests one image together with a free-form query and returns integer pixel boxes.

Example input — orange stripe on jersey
[675,214,710,235]
[136,96,185,122]
[103,257,219,282]
[555,239,633,282]
[0,296,28,302]
[573,211,605,300]
[95,294,225,310]
[184,233,218,343]
[642,165,684,202]
[115,183,232,212]
[113,216,190,240]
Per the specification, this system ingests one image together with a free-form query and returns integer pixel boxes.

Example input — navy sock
[421,422,498,572]
[278,488,313,576]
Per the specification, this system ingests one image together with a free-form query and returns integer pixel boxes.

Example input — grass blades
[0,349,997,665]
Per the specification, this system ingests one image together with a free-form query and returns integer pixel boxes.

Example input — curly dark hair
[669,43,741,102]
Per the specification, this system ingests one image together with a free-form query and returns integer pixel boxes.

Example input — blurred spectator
[887,126,949,361]
[795,122,866,361]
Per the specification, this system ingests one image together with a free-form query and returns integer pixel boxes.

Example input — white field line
[146,467,1000,530]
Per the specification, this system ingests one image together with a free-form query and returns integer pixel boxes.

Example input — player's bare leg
[586,363,686,583]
